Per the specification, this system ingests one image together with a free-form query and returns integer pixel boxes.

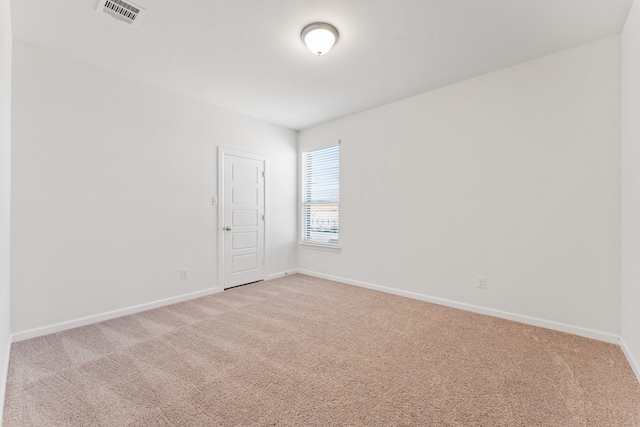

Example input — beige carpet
[3,274,640,426]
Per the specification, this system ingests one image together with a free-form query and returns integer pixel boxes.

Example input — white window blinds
[302,145,339,246]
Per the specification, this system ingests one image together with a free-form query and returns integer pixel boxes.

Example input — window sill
[299,242,341,253]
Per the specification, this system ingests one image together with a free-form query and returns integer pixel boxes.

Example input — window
[302,145,339,246]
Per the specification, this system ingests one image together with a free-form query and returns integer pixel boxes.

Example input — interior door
[221,150,265,289]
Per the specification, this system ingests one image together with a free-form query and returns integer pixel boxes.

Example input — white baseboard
[12,287,222,343]
[266,270,297,281]
[297,269,620,344]
[1,335,11,427]
[620,337,640,383]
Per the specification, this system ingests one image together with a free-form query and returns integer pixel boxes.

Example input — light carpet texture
[4,274,640,426]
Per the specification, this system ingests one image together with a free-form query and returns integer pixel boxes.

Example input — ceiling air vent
[97,0,145,26]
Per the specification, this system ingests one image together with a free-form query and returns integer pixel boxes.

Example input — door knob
[224,226,232,231]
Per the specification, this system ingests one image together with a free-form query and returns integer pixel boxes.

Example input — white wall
[0,0,11,420]
[11,41,298,336]
[299,36,622,340]
[621,0,640,380]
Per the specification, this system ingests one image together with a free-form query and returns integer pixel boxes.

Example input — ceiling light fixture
[301,22,339,56]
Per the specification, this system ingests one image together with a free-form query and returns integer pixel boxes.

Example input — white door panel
[233,232,258,250]
[232,187,258,204]
[232,253,258,273]
[233,210,257,226]
[221,150,265,288]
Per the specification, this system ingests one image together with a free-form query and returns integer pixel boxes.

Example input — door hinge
[261,171,265,178]
[262,214,265,221]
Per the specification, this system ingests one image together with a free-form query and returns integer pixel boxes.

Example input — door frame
[217,146,267,289]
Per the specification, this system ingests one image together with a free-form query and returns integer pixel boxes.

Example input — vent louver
[97,0,145,26]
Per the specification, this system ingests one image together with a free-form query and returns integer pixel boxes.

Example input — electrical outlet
[477,276,486,289]
[181,268,189,280]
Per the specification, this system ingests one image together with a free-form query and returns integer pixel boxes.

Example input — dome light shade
[301,23,339,56]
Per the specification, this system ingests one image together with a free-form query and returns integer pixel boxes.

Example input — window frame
[300,144,340,249]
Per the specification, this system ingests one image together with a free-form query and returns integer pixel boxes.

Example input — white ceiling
[10,0,634,130]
